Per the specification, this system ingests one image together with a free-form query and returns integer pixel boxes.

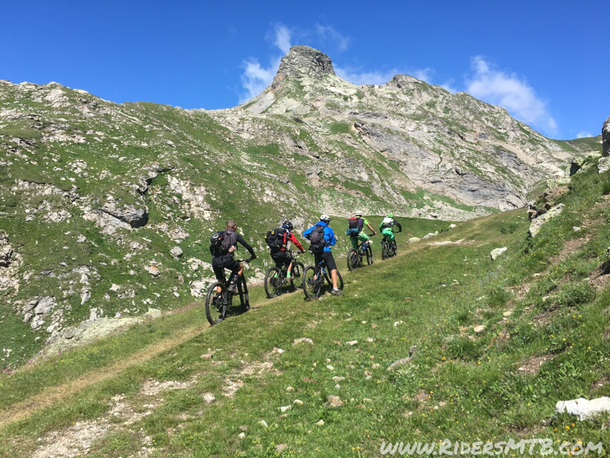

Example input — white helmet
[354,210,363,217]
[320,214,331,223]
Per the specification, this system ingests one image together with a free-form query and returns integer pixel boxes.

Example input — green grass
[4,165,610,456]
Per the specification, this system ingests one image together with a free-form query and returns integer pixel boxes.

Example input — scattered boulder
[599,157,610,174]
[490,247,508,260]
[145,265,160,276]
[325,395,344,407]
[556,397,610,420]
[203,393,216,404]
[293,337,314,346]
[602,116,610,157]
[170,246,183,258]
[0,231,13,267]
[408,237,421,244]
[529,203,565,237]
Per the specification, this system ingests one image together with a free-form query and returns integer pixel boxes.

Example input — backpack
[210,230,236,256]
[381,217,393,229]
[210,231,225,256]
[221,230,237,253]
[346,217,362,237]
[309,225,326,252]
[265,228,286,250]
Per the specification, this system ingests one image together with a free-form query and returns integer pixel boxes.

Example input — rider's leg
[350,236,358,250]
[212,262,226,294]
[358,232,370,249]
[331,269,338,289]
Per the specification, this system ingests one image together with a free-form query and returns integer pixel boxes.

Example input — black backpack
[309,225,326,252]
[265,228,286,250]
[210,230,237,256]
[210,231,225,256]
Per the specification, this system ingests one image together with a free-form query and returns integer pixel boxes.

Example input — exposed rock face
[529,203,565,237]
[272,45,335,88]
[602,117,610,157]
[0,231,13,267]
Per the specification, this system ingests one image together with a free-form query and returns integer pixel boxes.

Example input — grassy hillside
[2,164,610,456]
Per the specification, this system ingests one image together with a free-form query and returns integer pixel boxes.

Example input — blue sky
[0,0,605,140]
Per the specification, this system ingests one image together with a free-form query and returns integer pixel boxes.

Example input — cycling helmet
[354,210,363,217]
[386,213,394,218]
[282,220,294,231]
[320,214,331,223]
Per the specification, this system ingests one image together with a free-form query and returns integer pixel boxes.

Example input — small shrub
[488,287,510,308]
[559,282,596,308]
[446,337,481,361]
[500,223,518,234]
[602,182,610,196]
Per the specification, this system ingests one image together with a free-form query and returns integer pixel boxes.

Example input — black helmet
[282,221,293,231]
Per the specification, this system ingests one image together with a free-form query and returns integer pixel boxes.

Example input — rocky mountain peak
[386,74,424,88]
[272,45,335,88]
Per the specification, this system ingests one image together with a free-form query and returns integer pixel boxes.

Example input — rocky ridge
[0,47,602,368]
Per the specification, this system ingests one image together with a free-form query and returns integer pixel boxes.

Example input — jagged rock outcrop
[529,203,565,237]
[272,45,335,88]
[602,116,610,157]
[0,231,13,267]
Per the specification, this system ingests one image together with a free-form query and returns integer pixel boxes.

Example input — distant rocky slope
[0,45,601,368]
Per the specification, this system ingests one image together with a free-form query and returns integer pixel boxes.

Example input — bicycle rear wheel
[205,282,228,325]
[290,262,304,291]
[347,249,359,271]
[303,266,321,300]
[391,241,397,256]
[381,240,388,260]
[264,267,282,298]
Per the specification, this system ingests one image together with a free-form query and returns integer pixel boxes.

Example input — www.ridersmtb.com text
[380,439,602,455]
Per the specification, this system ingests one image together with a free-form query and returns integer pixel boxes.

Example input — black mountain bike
[347,234,374,271]
[381,228,399,260]
[303,255,344,300]
[264,251,305,298]
[205,258,253,325]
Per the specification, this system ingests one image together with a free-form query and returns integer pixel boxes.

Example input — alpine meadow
[1,45,610,457]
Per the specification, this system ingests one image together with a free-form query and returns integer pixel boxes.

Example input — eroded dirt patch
[31,378,193,458]
[516,355,553,375]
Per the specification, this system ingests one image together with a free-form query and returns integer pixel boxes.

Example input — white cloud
[273,24,292,54]
[239,24,292,103]
[335,66,433,86]
[315,24,350,51]
[466,56,557,135]
[576,131,592,138]
[440,79,457,94]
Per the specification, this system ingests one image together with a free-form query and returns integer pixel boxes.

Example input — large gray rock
[599,157,610,174]
[101,200,148,228]
[0,231,13,267]
[529,203,565,237]
[602,117,610,157]
[272,46,335,88]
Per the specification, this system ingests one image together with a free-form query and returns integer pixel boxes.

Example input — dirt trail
[0,325,205,430]
[0,221,487,431]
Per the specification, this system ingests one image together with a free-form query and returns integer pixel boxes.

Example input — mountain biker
[346,210,377,251]
[379,213,402,245]
[269,221,305,279]
[303,214,343,296]
[210,220,256,294]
